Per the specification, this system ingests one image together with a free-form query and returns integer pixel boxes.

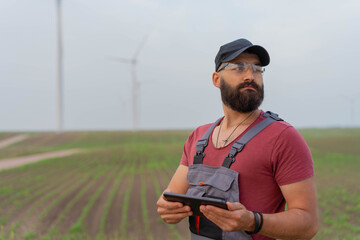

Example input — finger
[162,211,193,223]
[200,209,226,229]
[157,197,184,209]
[201,204,232,217]
[200,205,236,227]
[158,205,192,215]
[200,205,250,232]
[226,202,246,211]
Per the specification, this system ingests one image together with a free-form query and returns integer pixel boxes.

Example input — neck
[221,104,260,129]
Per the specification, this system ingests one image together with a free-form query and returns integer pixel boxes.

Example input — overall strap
[193,118,222,164]
[222,111,283,168]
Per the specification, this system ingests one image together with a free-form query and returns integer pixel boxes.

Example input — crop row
[0,143,187,240]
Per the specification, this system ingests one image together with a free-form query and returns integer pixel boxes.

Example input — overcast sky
[1,0,360,131]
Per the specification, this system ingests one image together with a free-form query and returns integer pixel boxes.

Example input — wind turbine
[110,35,149,131]
[341,94,357,127]
[56,0,63,133]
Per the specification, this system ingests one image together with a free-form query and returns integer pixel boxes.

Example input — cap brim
[222,45,270,66]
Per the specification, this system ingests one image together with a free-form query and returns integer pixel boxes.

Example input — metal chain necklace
[216,111,255,148]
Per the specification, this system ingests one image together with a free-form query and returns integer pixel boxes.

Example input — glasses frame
[217,62,265,74]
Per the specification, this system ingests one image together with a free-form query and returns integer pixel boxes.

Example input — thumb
[226,202,246,211]
[162,188,173,200]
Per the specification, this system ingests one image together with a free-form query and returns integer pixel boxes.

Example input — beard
[220,77,264,113]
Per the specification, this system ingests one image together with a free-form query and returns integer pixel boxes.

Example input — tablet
[163,192,228,216]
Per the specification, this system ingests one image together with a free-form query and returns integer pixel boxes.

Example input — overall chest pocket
[186,165,236,202]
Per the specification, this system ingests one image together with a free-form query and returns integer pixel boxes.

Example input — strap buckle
[193,151,205,164]
[195,139,208,152]
[264,111,283,121]
[232,142,245,152]
[225,155,236,163]
[229,142,245,156]
[222,154,236,168]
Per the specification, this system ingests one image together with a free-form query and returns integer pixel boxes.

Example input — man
[157,38,318,240]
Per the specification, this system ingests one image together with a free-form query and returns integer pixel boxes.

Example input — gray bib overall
[186,111,282,240]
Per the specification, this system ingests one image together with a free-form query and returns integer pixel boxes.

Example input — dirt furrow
[146,169,173,240]
[105,173,130,238]
[55,170,112,234]
[82,166,123,238]
[126,166,146,240]
[155,168,189,238]
[3,170,81,233]
[36,179,90,235]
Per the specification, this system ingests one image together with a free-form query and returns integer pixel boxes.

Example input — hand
[199,202,254,232]
[157,190,193,224]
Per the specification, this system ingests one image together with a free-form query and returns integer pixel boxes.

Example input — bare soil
[82,167,122,238]
[7,162,80,200]
[154,168,189,238]
[8,171,81,237]
[0,133,20,141]
[105,172,130,238]
[126,169,147,240]
[56,170,112,234]
[145,169,173,240]
[0,134,28,149]
[0,149,83,171]
[154,168,168,190]
[10,132,81,148]
[37,179,90,235]
[0,158,75,191]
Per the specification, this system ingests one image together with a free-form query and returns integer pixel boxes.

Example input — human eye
[253,65,265,74]
[233,63,246,72]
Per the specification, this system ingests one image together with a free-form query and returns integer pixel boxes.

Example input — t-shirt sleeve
[180,131,195,167]
[271,126,314,186]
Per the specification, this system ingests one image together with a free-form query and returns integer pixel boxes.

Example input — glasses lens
[235,63,247,72]
[252,65,264,73]
[223,63,264,74]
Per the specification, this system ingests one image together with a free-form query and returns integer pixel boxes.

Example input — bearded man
[157,38,318,240]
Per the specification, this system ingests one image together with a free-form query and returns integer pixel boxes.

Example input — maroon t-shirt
[180,111,314,240]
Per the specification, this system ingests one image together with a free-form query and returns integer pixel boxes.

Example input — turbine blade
[106,56,132,63]
[133,34,149,59]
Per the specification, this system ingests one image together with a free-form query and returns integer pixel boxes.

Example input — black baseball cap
[215,38,270,71]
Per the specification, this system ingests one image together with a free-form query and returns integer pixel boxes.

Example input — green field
[0,129,359,240]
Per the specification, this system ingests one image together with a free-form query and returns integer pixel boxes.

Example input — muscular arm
[200,177,318,239]
[259,177,318,239]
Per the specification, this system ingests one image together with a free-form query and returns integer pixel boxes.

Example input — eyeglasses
[217,62,265,74]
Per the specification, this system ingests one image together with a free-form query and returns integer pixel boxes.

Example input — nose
[242,66,255,82]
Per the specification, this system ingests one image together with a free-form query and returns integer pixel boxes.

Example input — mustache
[236,81,261,91]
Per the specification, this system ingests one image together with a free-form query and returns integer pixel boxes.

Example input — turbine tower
[342,95,355,127]
[56,0,63,133]
[111,35,148,131]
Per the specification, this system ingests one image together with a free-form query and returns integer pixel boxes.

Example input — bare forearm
[259,209,318,239]
[166,165,189,194]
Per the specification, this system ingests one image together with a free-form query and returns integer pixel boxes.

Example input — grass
[25,166,91,217]
[150,165,183,240]
[140,155,154,240]
[70,165,120,234]
[95,160,131,240]
[24,231,36,240]
[0,129,359,239]
[120,161,136,239]
[54,166,112,227]
[0,131,189,159]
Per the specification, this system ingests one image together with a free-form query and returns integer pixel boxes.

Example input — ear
[212,72,221,89]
